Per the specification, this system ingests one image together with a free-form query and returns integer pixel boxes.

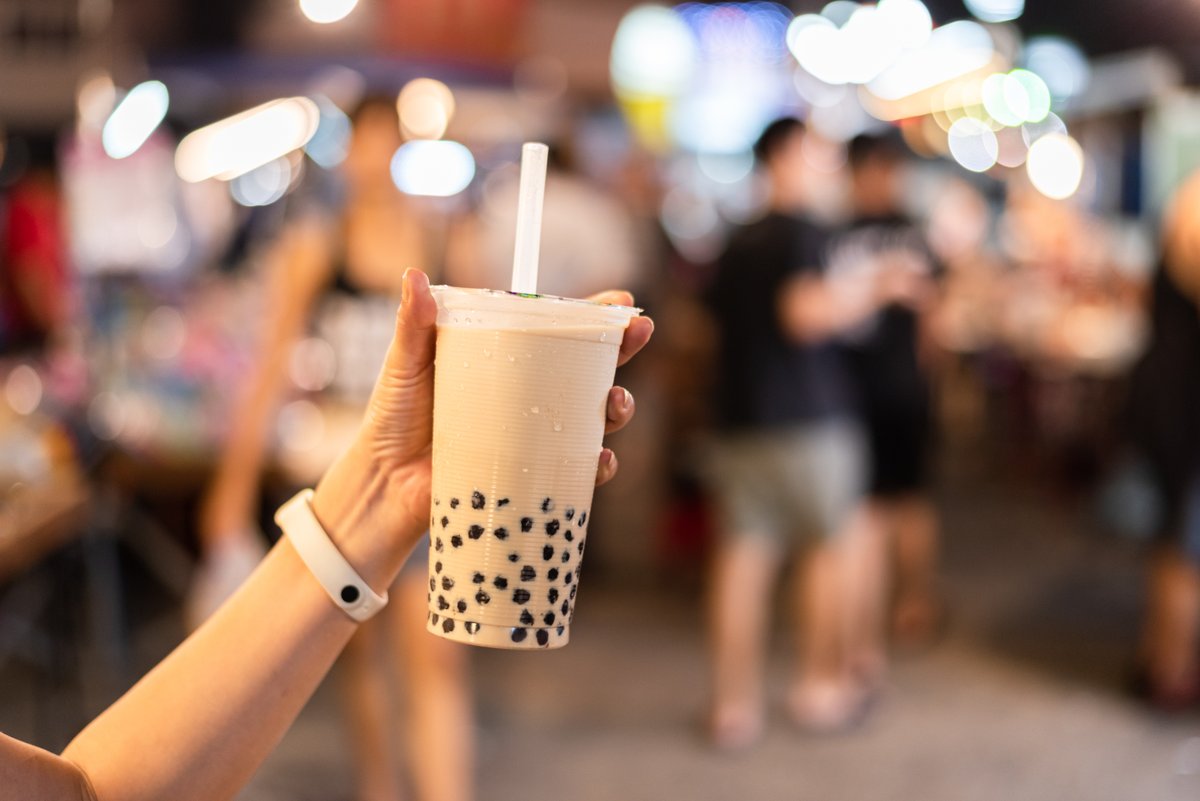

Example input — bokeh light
[298,0,358,24]
[1021,111,1068,147]
[229,157,293,207]
[102,80,169,160]
[982,69,1051,127]
[1023,36,1091,105]
[304,96,352,168]
[141,306,187,362]
[290,337,338,393]
[1026,132,1084,199]
[390,140,475,197]
[175,97,320,182]
[397,78,456,141]
[948,116,999,172]
[610,5,699,97]
[964,0,1024,23]
[4,365,43,416]
[696,150,754,184]
[865,20,995,102]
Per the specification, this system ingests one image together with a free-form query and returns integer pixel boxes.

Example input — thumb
[384,269,438,382]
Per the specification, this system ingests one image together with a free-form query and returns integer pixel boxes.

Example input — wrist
[310,445,401,593]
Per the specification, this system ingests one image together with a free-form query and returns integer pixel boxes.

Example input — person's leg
[392,570,474,801]
[786,421,873,730]
[885,493,942,646]
[841,503,889,687]
[1141,546,1200,702]
[707,534,783,749]
[339,619,403,801]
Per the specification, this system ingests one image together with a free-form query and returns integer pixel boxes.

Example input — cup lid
[430,285,641,330]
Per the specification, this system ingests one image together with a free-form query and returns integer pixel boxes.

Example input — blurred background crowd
[3,1,1200,799]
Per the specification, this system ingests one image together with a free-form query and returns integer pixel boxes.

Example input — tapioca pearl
[442,618,455,633]
[561,600,569,617]
[465,621,481,634]
[449,498,460,509]
[438,596,450,610]
[564,530,574,542]
[543,612,555,625]
[578,511,587,526]
[435,561,443,573]
[428,577,435,592]
[511,628,528,643]
[512,588,531,604]
[575,564,582,579]
[556,625,565,636]
[434,498,440,507]
[497,498,510,508]
[475,589,491,605]
[468,524,484,540]
[545,519,560,537]
[430,516,435,527]
[431,613,439,624]
[565,507,575,521]
[520,609,534,626]
[561,549,571,563]
[547,567,559,581]
[548,588,559,604]
[541,497,554,512]
[435,537,445,552]
[564,571,573,585]
[520,517,533,533]
[456,599,468,613]
[508,552,520,562]
[472,572,485,584]
[542,545,555,561]
[451,535,463,548]
[440,516,449,528]
[441,576,455,591]
[493,576,509,590]
[495,527,509,541]
[569,584,578,600]
[471,491,485,510]
[578,539,585,554]
[520,565,536,581]
[536,629,549,646]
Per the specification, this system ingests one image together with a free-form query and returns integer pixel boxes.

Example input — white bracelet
[275,489,388,622]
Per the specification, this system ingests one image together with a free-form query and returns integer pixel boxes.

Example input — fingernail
[401,268,412,307]
[622,388,633,410]
[599,448,613,466]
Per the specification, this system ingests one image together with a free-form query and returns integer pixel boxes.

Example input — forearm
[62,538,357,801]
[62,446,413,801]
[781,277,881,342]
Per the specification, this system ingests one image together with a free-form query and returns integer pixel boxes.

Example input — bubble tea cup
[426,286,640,649]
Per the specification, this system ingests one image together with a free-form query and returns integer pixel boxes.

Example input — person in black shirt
[704,119,923,747]
[1131,172,1200,709]
[830,134,942,658]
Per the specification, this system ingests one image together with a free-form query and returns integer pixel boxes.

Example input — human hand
[311,270,654,589]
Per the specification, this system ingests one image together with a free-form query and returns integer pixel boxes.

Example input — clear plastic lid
[431,286,641,331]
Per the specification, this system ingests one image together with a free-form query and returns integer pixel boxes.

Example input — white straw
[510,142,549,295]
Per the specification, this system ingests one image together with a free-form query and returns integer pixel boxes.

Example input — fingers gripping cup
[426,286,639,649]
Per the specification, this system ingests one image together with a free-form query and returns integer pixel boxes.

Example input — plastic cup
[425,286,640,649]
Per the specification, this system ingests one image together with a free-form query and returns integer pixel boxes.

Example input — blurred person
[1,268,653,801]
[193,98,466,801]
[702,118,921,748]
[0,138,73,354]
[1130,171,1200,710]
[832,133,942,655]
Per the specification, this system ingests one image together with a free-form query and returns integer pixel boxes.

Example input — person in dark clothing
[831,133,942,657]
[1131,172,1200,709]
[703,119,923,748]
